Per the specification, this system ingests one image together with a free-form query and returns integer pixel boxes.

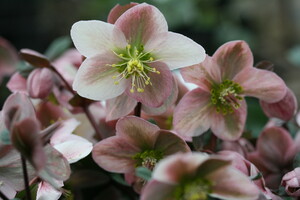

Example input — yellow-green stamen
[109,44,159,93]
[133,149,164,171]
[210,79,243,115]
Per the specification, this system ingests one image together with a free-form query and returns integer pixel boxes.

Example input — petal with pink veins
[116,116,160,149]
[73,53,127,101]
[173,88,213,138]
[210,99,247,141]
[115,3,168,46]
[70,20,127,57]
[213,40,253,80]
[145,32,205,70]
[234,67,286,103]
[106,93,137,121]
[125,62,173,108]
[92,136,139,173]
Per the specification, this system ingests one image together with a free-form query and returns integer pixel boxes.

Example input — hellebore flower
[281,168,300,197]
[140,152,259,200]
[173,40,286,141]
[71,3,205,107]
[260,87,298,122]
[247,126,298,189]
[92,116,190,191]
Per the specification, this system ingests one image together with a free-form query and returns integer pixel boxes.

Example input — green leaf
[16,61,34,78]
[135,167,152,181]
[110,173,130,186]
[0,129,11,144]
[45,36,72,61]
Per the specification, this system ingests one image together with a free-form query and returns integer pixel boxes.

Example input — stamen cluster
[133,149,164,170]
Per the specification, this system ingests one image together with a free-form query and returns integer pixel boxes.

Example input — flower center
[210,79,243,115]
[173,178,212,200]
[110,44,160,93]
[132,149,164,171]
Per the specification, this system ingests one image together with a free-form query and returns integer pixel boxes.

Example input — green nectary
[133,149,164,170]
[210,79,243,115]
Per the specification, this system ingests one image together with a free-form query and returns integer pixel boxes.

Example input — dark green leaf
[135,167,152,181]
[45,36,72,61]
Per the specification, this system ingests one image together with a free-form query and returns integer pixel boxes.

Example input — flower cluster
[0,2,299,200]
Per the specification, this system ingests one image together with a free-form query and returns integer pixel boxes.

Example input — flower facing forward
[71,3,205,107]
[140,152,259,200]
[173,40,286,140]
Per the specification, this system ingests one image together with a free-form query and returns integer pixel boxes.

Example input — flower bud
[282,168,300,196]
[260,88,297,121]
[27,68,54,99]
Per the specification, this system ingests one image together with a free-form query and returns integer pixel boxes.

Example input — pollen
[110,44,158,93]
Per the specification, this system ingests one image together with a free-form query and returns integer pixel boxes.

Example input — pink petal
[106,93,137,121]
[53,135,93,164]
[233,67,286,103]
[207,167,259,200]
[107,3,138,24]
[116,116,160,149]
[140,180,176,200]
[36,181,63,200]
[213,40,253,80]
[125,62,173,107]
[6,72,28,94]
[0,182,16,199]
[145,32,205,70]
[173,88,213,138]
[153,130,190,156]
[92,136,139,173]
[71,20,127,57]
[115,3,167,46]
[260,87,297,121]
[210,100,247,141]
[50,118,80,145]
[180,56,221,92]
[256,126,294,166]
[73,53,126,101]
[152,153,209,184]
[142,75,178,115]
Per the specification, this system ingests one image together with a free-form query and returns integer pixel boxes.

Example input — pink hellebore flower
[71,3,205,107]
[247,126,298,189]
[92,116,190,191]
[141,152,259,200]
[282,168,300,197]
[173,40,286,141]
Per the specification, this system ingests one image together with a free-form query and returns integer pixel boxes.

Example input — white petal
[71,20,127,57]
[36,181,63,200]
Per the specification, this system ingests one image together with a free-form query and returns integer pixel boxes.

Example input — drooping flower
[92,116,190,192]
[140,152,259,200]
[247,126,299,189]
[281,167,300,197]
[173,40,286,141]
[71,3,205,107]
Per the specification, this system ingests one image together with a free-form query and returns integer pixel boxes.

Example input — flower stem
[0,190,9,200]
[134,102,142,117]
[21,155,32,200]
[50,65,103,140]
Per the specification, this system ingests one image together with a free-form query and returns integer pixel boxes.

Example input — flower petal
[6,72,28,94]
[210,100,247,141]
[208,167,259,200]
[115,3,168,46]
[173,88,213,138]
[36,181,63,200]
[107,3,138,24]
[125,62,173,107]
[142,75,178,115]
[73,53,126,101]
[233,67,286,103]
[71,20,127,57]
[180,56,221,92]
[106,93,137,121]
[116,116,160,149]
[50,118,80,145]
[145,32,205,70]
[140,180,177,200]
[92,136,139,173]
[153,130,190,156]
[213,40,253,80]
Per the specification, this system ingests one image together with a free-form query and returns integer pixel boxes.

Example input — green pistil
[210,79,243,115]
[133,149,164,170]
[173,178,212,200]
[110,44,159,93]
